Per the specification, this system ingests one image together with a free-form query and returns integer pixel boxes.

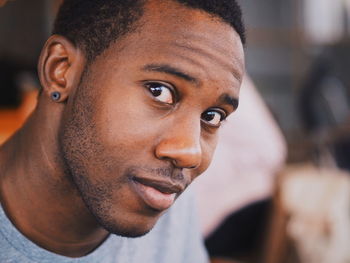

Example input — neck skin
[0,96,109,257]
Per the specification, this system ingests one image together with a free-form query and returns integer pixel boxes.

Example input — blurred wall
[238,0,305,137]
[0,0,47,67]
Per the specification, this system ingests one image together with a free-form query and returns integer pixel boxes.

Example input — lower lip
[132,180,176,211]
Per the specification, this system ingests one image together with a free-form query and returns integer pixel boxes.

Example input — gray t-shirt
[0,187,208,263]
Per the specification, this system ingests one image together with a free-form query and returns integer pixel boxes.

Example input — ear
[38,35,85,102]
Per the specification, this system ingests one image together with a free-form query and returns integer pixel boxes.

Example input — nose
[155,118,202,169]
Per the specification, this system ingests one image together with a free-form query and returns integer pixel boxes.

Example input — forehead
[93,0,244,92]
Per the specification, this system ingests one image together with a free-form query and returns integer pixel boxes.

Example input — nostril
[171,159,198,170]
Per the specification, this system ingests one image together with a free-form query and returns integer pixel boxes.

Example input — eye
[201,110,226,126]
[145,82,174,104]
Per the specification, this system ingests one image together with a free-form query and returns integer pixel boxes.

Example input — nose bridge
[155,114,202,169]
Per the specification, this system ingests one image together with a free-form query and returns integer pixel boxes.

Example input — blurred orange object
[0,0,8,8]
[0,90,38,144]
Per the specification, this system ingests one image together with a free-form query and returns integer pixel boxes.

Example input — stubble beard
[58,78,151,238]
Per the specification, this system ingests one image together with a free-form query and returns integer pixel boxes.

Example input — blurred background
[1,0,350,262]
[242,0,350,164]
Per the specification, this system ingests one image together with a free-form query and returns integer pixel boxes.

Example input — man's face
[59,1,244,237]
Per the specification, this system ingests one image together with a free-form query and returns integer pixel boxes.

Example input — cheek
[195,134,218,176]
[95,90,159,151]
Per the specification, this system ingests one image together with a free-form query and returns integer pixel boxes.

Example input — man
[0,0,245,262]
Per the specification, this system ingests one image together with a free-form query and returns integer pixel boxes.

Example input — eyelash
[143,81,177,104]
[201,109,228,127]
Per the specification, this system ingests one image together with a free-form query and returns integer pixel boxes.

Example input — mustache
[125,166,188,184]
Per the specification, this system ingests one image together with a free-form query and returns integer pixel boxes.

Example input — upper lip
[132,176,185,194]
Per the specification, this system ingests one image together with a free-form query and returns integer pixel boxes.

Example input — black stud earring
[51,91,61,101]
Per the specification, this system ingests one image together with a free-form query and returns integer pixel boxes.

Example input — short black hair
[53,0,245,63]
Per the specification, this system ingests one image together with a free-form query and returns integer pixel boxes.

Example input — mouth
[130,176,185,211]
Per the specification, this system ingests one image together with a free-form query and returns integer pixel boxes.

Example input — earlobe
[38,35,85,103]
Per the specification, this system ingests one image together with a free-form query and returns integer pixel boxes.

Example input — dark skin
[0,0,244,258]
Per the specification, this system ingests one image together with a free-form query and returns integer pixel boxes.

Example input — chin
[104,223,153,238]
[95,212,158,238]
[80,189,162,238]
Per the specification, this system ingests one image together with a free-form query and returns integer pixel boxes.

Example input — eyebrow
[143,63,239,110]
[142,64,199,84]
[218,93,239,111]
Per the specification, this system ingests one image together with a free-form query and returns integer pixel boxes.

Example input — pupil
[202,112,215,121]
[150,86,162,97]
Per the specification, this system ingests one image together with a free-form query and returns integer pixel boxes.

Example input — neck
[0,99,109,257]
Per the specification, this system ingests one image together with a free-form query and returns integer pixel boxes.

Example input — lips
[131,177,185,211]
